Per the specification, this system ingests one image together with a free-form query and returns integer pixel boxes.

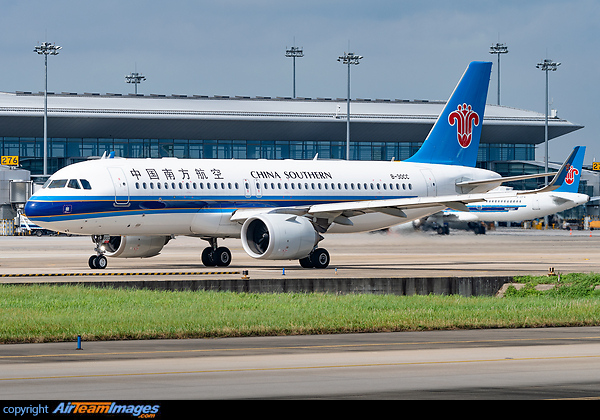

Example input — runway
[1,327,600,399]
[1,227,600,280]
[2,229,600,400]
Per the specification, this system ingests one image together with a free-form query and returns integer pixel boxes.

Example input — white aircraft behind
[420,146,589,234]
[25,61,556,270]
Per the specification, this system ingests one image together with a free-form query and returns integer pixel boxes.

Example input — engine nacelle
[241,214,319,260]
[102,236,171,258]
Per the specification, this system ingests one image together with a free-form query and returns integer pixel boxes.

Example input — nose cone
[24,196,48,219]
[24,198,37,217]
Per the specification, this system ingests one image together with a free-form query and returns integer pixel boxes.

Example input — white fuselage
[440,190,589,223]
[25,157,500,237]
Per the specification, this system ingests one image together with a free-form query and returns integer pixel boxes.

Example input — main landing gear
[201,238,232,267]
[299,248,330,269]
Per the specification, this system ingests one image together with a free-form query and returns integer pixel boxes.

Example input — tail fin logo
[565,165,579,185]
[448,103,480,148]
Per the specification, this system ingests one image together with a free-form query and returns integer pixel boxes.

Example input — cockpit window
[48,179,68,189]
[67,179,81,189]
[80,179,92,190]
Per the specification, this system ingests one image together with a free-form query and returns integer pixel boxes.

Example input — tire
[214,247,232,267]
[95,255,108,269]
[299,256,314,268]
[88,255,98,269]
[310,248,330,269]
[201,247,216,267]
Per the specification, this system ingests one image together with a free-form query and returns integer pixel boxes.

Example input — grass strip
[1,282,600,343]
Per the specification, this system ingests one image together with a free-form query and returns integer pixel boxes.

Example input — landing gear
[468,222,487,235]
[89,235,109,270]
[298,248,330,269]
[88,254,107,269]
[202,238,232,267]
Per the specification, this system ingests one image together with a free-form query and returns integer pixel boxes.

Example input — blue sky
[1,0,598,163]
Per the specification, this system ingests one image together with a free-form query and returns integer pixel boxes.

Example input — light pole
[125,72,146,94]
[337,52,363,160]
[536,58,560,228]
[489,43,508,105]
[285,45,303,98]
[33,41,61,176]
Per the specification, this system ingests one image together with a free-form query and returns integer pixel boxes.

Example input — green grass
[2,280,600,343]
[509,272,600,298]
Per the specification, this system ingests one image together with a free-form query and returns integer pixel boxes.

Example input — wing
[230,192,489,228]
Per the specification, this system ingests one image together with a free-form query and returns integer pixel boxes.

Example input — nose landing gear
[89,235,109,269]
[88,254,108,269]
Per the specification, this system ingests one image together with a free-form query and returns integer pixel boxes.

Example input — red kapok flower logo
[448,103,480,148]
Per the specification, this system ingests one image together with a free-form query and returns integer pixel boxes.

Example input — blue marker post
[76,335,82,350]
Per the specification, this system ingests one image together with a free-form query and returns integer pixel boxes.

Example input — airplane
[419,146,589,234]
[24,61,557,270]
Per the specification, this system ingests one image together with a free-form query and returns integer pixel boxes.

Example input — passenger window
[67,179,81,189]
[48,179,68,189]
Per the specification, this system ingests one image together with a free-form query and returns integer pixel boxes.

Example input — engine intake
[102,236,171,258]
[241,214,319,260]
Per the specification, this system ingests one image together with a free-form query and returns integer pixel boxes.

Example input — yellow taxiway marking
[2,335,600,360]
[2,353,600,382]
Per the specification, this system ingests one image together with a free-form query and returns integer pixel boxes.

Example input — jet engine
[101,235,171,258]
[241,214,319,260]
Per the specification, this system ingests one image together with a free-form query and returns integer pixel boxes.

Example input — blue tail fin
[406,61,492,167]
[553,146,585,193]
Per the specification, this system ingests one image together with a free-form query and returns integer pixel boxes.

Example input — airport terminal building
[0,90,595,222]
